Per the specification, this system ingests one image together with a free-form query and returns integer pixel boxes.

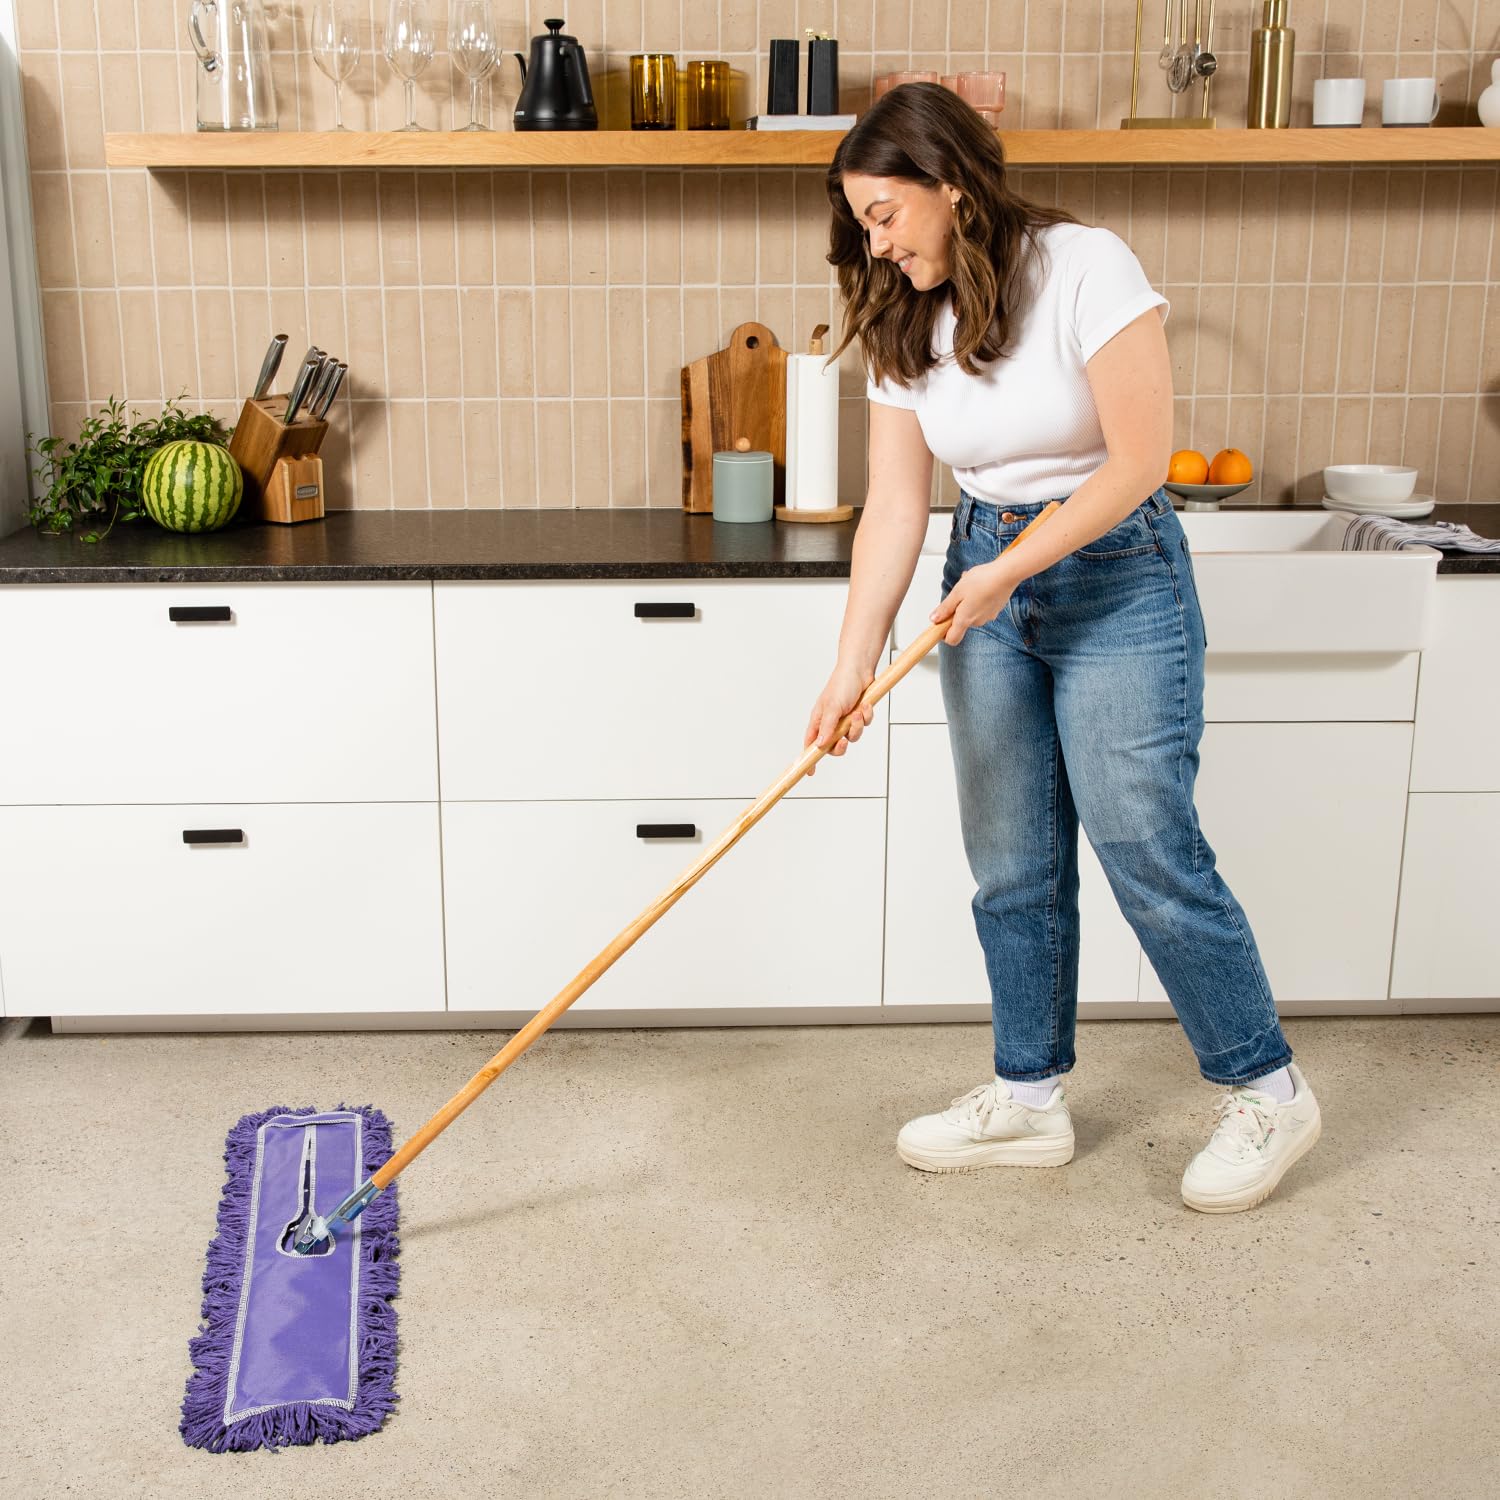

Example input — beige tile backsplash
[16,0,1500,511]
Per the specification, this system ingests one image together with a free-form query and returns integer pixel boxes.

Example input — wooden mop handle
[371,501,1061,1190]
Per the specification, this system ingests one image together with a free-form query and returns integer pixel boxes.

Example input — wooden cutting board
[680,322,787,512]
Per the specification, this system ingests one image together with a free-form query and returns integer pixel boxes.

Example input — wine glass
[384,0,436,131]
[310,1,361,131]
[449,0,498,131]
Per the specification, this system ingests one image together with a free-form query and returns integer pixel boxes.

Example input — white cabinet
[0,581,444,1024]
[434,577,887,1023]
[1391,794,1500,1004]
[433,579,884,801]
[442,797,885,1012]
[1,559,1490,1027]
[884,725,1142,1007]
[1410,578,1500,792]
[0,583,438,804]
[1392,579,1500,1009]
[0,803,445,1016]
[1139,723,1412,1006]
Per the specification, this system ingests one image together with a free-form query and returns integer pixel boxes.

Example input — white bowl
[1323,464,1419,503]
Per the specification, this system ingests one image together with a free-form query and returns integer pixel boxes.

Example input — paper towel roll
[785,352,840,510]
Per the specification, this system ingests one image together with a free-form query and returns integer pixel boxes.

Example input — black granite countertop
[0,501,1494,583]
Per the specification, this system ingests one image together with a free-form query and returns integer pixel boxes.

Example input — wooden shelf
[104,127,1500,170]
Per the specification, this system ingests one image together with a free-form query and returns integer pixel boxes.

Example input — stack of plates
[1321,495,1435,519]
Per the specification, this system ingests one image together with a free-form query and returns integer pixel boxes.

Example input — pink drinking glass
[941,75,960,92]
[957,71,1006,113]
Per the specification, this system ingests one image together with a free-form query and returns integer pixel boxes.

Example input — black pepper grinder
[806,30,838,114]
[767,38,798,114]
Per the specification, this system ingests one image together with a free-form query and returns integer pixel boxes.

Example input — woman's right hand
[803,658,876,776]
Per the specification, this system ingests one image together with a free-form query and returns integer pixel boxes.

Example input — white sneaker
[896,1077,1075,1173]
[1180,1061,1322,1214]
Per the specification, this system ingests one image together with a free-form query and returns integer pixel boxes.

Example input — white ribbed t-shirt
[865,222,1168,507]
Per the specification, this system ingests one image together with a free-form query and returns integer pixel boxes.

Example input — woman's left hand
[930,559,1020,646]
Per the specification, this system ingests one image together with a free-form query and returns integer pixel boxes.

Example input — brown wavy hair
[826,82,1076,388]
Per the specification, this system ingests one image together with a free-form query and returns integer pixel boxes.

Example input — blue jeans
[938,487,1293,1088]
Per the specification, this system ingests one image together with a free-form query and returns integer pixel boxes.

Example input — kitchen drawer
[433,579,885,801]
[0,583,438,805]
[0,803,445,1017]
[1411,578,1500,792]
[442,798,885,1011]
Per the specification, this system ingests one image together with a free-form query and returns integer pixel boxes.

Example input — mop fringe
[180,1104,400,1452]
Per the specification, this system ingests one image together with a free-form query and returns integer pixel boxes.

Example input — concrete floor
[1,1013,1496,1500]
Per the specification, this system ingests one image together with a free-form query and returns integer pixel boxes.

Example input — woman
[805,84,1320,1214]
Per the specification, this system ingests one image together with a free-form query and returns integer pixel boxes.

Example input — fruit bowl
[1163,480,1252,510]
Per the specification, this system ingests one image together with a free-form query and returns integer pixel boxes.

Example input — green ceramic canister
[712,450,774,523]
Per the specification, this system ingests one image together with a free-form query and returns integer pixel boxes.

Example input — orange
[1168,449,1209,485]
[1208,447,1253,485]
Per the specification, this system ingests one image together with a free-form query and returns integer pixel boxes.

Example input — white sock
[1000,1074,1058,1107]
[1245,1065,1295,1104]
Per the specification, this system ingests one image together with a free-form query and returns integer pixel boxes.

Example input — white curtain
[0,0,48,536]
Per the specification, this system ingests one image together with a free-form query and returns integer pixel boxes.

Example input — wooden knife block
[680,321,787,513]
[228,396,329,523]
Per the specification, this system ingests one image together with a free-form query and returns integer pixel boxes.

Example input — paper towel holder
[776,324,855,524]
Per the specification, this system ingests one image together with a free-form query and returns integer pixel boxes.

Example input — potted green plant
[27,395,231,542]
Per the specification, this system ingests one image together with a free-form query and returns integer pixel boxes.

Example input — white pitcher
[189,0,279,130]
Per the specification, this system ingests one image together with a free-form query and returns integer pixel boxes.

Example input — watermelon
[141,440,243,533]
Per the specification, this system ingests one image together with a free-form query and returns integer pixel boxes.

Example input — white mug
[1313,77,1366,126]
[1382,76,1440,126]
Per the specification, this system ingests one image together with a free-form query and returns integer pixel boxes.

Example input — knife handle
[313,362,347,419]
[252,333,288,401]
[309,359,340,418]
[283,357,319,424]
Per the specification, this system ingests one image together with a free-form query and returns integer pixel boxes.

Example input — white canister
[1313,77,1365,126]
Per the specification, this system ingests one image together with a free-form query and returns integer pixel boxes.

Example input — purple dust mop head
[181,1105,399,1452]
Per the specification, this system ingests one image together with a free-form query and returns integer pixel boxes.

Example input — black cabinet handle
[634,602,695,619]
[636,823,697,840]
[169,605,231,622]
[183,828,244,845]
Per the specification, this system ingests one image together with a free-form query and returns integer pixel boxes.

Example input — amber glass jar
[683,60,730,129]
[630,54,676,129]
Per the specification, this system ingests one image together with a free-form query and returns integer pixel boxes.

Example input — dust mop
[180,1105,398,1451]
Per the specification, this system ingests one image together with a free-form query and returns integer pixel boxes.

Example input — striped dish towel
[1340,515,1500,553]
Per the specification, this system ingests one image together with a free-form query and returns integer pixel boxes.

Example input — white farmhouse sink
[898,506,1439,655]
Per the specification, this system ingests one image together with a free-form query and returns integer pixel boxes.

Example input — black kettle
[512,18,597,131]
